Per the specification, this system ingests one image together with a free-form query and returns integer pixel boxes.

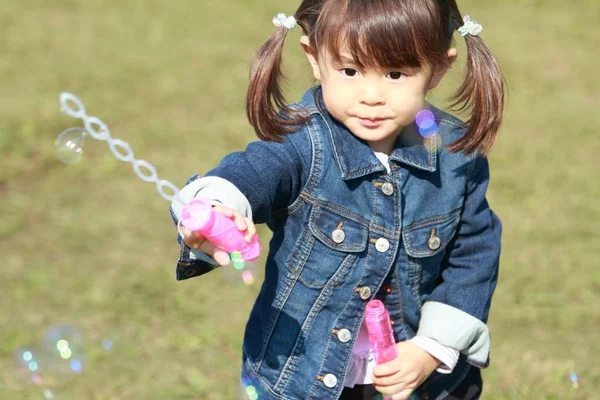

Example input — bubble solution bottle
[180,198,262,261]
[365,299,398,364]
[365,300,423,400]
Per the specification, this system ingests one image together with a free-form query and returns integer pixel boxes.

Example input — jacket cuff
[416,301,491,368]
[171,176,253,220]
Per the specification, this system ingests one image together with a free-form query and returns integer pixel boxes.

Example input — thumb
[199,240,231,266]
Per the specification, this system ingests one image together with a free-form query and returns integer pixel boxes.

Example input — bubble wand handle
[365,300,422,400]
[365,300,398,365]
[181,198,261,261]
[58,92,262,260]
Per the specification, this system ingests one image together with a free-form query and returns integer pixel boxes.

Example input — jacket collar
[302,86,437,180]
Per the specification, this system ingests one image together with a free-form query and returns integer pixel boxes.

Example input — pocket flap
[309,206,368,253]
[403,210,460,258]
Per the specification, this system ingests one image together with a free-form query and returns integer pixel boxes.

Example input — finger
[244,219,257,242]
[183,229,206,250]
[232,211,248,230]
[198,237,216,254]
[212,204,235,218]
[211,205,249,232]
[213,249,232,266]
[373,362,401,378]
[197,240,231,266]
[373,372,406,387]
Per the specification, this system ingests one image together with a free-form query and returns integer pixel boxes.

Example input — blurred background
[1,0,598,399]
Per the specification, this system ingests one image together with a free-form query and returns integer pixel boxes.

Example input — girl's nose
[359,82,385,106]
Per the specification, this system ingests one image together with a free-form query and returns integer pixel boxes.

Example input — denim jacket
[170,86,501,400]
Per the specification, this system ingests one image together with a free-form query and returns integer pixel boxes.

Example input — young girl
[171,0,504,399]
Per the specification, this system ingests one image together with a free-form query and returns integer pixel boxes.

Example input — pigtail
[448,34,506,155]
[246,27,308,142]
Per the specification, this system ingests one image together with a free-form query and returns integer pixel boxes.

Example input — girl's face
[301,36,456,154]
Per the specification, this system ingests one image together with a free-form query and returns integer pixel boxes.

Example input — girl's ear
[300,35,321,80]
[428,47,458,90]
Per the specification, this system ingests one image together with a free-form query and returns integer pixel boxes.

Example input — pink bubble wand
[365,300,421,400]
[180,198,261,261]
[57,92,261,263]
[365,300,398,365]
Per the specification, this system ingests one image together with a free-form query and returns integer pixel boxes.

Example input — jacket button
[332,229,346,244]
[375,238,390,252]
[184,269,197,277]
[337,329,352,343]
[427,235,441,251]
[323,373,338,388]
[381,182,394,196]
[359,286,372,300]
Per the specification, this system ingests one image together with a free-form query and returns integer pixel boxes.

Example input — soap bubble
[570,372,580,389]
[415,110,435,129]
[14,346,44,381]
[55,127,87,164]
[241,270,255,286]
[102,338,114,351]
[415,110,438,139]
[245,384,259,400]
[222,252,258,286]
[42,325,85,376]
[240,377,262,400]
[13,346,58,400]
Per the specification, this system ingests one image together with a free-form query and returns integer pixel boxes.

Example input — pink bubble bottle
[365,299,398,364]
[180,198,261,261]
[365,299,398,400]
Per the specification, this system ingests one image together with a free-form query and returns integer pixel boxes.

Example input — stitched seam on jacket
[274,262,349,392]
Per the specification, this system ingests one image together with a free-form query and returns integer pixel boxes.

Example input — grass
[1,0,598,399]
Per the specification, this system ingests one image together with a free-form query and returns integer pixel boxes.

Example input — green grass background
[1,0,598,398]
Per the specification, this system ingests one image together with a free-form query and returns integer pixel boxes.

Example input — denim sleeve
[416,155,502,368]
[170,127,311,280]
[205,129,311,223]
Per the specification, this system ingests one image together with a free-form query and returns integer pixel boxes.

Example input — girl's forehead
[310,0,450,69]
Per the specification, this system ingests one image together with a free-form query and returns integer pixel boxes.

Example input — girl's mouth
[358,118,384,127]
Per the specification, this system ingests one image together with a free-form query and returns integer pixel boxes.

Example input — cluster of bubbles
[56,92,257,286]
[415,109,441,152]
[244,385,259,400]
[231,252,256,286]
[44,325,85,375]
[13,325,113,399]
[415,109,439,139]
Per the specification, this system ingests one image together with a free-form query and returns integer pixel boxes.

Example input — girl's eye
[387,71,405,80]
[341,68,359,77]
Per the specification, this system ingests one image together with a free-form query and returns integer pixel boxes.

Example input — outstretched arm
[169,127,311,279]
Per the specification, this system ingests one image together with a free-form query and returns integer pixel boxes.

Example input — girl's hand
[179,204,257,266]
[372,341,440,400]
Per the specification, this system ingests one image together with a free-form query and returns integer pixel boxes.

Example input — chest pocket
[286,205,368,288]
[402,210,461,292]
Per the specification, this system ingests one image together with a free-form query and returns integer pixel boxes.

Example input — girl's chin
[348,125,400,142]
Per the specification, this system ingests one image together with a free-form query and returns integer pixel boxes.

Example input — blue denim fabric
[171,86,501,400]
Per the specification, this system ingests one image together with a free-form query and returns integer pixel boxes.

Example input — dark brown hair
[246,0,505,155]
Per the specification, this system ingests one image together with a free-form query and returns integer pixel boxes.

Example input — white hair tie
[272,13,297,30]
[458,15,483,37]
